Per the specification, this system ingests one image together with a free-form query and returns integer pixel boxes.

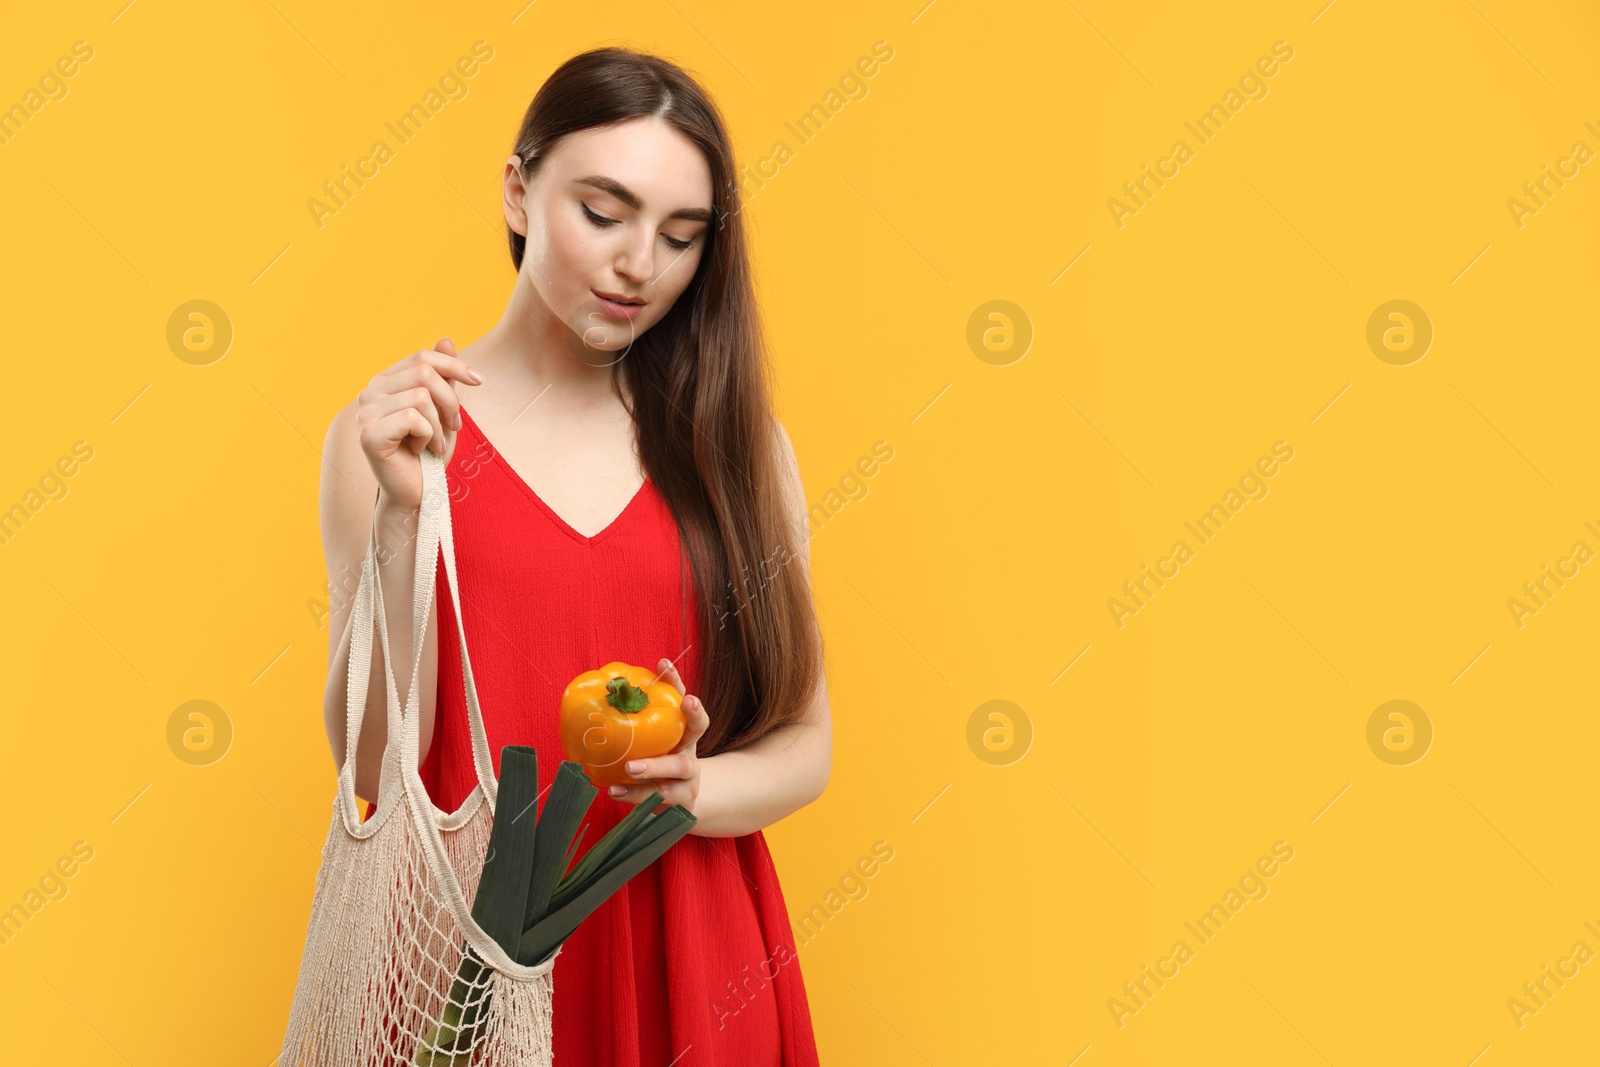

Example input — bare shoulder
[770,416,808,564]
[770,414,799,475]
[320,400,379,650]
[321,400,377,517]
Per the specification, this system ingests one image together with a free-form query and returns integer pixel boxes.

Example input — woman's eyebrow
[575,174,712,223]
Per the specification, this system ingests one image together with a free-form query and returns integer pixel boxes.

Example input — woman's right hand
[355,338,485,511]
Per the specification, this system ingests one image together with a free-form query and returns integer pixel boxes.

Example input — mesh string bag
[278,445,559,1066]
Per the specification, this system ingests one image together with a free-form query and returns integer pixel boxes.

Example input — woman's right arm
[319,339,482,803]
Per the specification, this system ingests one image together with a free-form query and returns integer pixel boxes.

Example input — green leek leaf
[520,761,595,947]
[518,805,697,966]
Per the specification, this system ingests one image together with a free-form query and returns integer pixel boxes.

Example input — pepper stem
[605,676,651,713]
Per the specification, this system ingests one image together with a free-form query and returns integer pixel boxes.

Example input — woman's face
[507,116,714,358]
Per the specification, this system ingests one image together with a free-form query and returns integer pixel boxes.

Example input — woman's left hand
[608,657,710,814]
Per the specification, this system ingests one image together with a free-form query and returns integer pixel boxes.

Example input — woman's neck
[466,275,630,412]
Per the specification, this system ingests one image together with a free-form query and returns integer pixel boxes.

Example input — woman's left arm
[694,418,830,836]
[689,671,831,837]
[609,420,832,837]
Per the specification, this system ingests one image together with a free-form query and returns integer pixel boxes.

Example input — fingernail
[626,761,645,775]
[609,786,625,797]
[469,370,486,384]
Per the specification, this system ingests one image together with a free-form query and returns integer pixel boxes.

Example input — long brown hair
[506,47,822,757]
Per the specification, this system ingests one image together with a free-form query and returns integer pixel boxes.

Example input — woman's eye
[585,201,695,250]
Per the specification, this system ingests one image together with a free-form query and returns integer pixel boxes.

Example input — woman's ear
[503,155,531,236]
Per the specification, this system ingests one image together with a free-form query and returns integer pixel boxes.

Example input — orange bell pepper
[559,661,686,788]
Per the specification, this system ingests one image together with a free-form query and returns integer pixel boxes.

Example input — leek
[413,746,696,1064]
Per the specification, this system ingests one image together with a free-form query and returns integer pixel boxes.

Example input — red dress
[413,404,819,1067]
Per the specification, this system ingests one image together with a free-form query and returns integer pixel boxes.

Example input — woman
[317,47,830,1066]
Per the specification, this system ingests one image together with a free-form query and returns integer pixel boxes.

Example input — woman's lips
[594,291,644,320]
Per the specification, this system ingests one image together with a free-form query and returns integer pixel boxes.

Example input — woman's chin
[576,323,640,359]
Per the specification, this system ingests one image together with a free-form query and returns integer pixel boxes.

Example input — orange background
[3,1,1598,1064]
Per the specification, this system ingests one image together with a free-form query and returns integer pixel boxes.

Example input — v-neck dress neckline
[458,404,650,547]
